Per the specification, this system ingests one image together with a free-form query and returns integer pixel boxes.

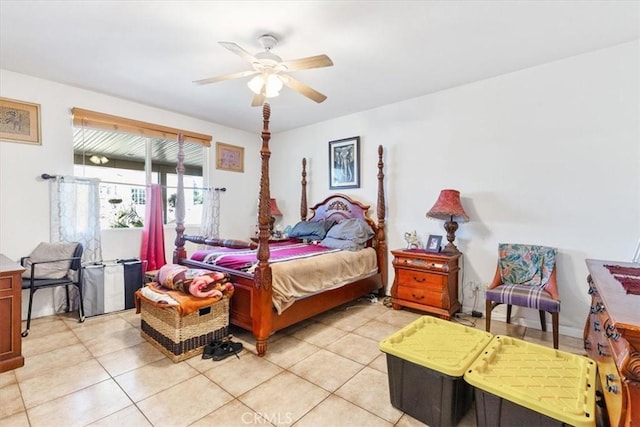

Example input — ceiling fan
[194,34,333,107]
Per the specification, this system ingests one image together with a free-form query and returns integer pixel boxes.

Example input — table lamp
[426,189,469,254]
[269,198,282,235]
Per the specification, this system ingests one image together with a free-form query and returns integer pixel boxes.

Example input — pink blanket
[155,264,234,298]
[191,242,340,272]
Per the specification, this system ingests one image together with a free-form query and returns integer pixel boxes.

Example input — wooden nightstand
[390,249,461,320]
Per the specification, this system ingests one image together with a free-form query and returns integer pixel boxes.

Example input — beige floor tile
[137,375,233,427]
[0,370,17,388]
[87,404,152,427]
[26,379,132,426]
[118,308,142,327]
[335,366,403,424]
[205,352,282,396]
[0,410,30,427]
[291,322,348,347]
[83,326,144,357]
[0,383,24,418]
[325,333,381,365]
[315,307,372,332]
[352,319,403,342]
[190,398,261,426]
[344,300,391,319]
[114,357,199,402]
[525,327,586,354]
[98,340,166,377]
[19,317,70,339]
[295,394,392,427]
[20,358,110,408]
[289,349,364,392]
[239,371,329,426]
[21,329,80,358]
[14,342,93,382]
[376,309,422,329]
[368,353,388,374]
[395,413,430,427]
[262,336,319,369]
[480,317,526,339]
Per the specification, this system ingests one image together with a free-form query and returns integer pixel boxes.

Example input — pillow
[21,242,78,279]
[326,218,374,244]
[288,219,335,240]
[320,237,363,251]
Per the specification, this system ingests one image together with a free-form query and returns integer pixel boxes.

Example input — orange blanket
[135,282,232,316]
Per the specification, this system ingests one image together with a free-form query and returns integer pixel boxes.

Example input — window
[71,108,211,229]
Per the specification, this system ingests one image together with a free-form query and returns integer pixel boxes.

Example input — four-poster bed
[172,103,387,356]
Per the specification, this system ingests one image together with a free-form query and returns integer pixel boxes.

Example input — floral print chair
[485,243,560,348]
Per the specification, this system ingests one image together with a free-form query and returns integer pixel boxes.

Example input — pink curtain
[140,184,166,271]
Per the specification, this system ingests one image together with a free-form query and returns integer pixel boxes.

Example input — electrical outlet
[469,281,480,292]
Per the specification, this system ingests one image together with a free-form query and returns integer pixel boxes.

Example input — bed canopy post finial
[376,145,388,291]
[301,158,308,221]
[254,101,274,356]
[173,133,186,264]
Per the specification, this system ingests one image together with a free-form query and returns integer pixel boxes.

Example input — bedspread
[270,247,378,314]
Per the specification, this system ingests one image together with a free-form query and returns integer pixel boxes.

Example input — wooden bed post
[173,133,186,264]
[376,145,388,294]
[254,102,274,356]
[300,158,308,221]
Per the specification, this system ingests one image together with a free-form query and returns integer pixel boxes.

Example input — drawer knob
[413,276,426,283]
[411,293,424,300]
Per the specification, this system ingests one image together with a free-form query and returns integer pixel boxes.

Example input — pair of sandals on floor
[202,336,243,361]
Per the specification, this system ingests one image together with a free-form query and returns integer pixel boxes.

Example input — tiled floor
[1,299,585,427]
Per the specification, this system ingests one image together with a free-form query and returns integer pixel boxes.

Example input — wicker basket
[140,296,229,362]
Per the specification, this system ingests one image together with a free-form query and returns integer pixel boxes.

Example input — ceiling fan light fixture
[248,74,283,98]
[89,154,109,165]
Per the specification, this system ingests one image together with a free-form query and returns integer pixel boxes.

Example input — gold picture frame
[0,97,42,145]
[216,142,244,172]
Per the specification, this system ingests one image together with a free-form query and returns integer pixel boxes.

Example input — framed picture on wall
[216,142,244,172]
[0,97,41,145]
[329,136,360,189]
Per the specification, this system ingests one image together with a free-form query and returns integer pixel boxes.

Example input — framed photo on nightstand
[425,235,442,252]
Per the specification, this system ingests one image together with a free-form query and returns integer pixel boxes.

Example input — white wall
[2,41,637,335]
[272,41,639,338]
[0,70,261,318]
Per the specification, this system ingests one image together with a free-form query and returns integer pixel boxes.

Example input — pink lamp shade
[426,189,469,254]
[269,198,283,217]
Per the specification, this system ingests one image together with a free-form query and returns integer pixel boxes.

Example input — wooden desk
[584,259,640,427]
[390,249,461,320]
[0,254,25,372]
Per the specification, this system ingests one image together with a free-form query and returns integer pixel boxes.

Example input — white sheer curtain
[199,188,221,245]
[50,176,102,262]
[50,176,102,312]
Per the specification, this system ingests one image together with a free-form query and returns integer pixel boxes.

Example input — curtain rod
[40,173,227,192]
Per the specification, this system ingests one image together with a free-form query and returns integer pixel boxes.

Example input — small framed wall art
[425,234,443,252]
[0,97,41,145]
[329,136,360,190]
[216,142,244,172]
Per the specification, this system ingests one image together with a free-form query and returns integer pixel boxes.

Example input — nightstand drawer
[395,269,445,291]
[397,286,443,307]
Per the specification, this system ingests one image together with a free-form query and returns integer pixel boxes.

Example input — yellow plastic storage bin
[464,335,597,427]
[379,316,493,427]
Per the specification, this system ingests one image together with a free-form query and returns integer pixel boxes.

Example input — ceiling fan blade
[193,70,258,85]
[251,93,265,107]
[281,75,327,103]
[280,54,333,71]
[219,41,259,64]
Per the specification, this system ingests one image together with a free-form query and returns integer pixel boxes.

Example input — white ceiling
[1,1,638,134]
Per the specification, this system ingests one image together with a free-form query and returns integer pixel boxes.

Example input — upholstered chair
[485,243,560,348]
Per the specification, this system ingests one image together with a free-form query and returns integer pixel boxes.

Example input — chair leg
[552,312,559,349]
[485,300,493,332]
[76,284,85,323]
[21,288,36,337]
[539,310,547,332]
[506,305,512,324]
[65,285,70,312]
